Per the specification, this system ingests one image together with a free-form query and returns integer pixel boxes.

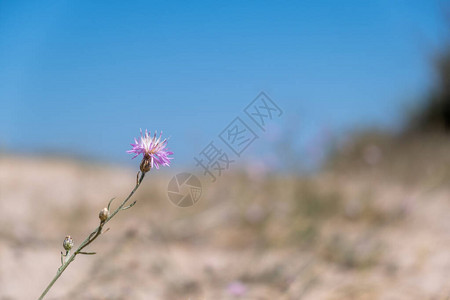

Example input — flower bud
[99,207,109,222]
[63,235,73,251]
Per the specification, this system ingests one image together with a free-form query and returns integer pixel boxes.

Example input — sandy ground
[1,152,450,299]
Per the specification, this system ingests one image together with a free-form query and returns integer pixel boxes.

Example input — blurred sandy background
[3,129,450,299]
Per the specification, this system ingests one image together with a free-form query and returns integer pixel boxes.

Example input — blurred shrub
[408,47,450,133]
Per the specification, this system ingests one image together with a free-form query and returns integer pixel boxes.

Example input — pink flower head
[227,281,247,297]
[127,129,173,169]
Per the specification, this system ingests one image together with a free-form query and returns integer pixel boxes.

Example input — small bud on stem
[99,207,109,222]
[63,236,73,251]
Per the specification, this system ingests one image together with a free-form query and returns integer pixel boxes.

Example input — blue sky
[0,0,448,169]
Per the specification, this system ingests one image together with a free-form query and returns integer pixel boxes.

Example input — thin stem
[38,172,146,300]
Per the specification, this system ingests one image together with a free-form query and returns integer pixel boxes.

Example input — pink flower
[227,281,247,297]
[127,129,173,169]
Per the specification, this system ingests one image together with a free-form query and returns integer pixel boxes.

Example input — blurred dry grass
[1,134,450,299]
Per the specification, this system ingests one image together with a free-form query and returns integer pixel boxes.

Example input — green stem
[37,172,146,300]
